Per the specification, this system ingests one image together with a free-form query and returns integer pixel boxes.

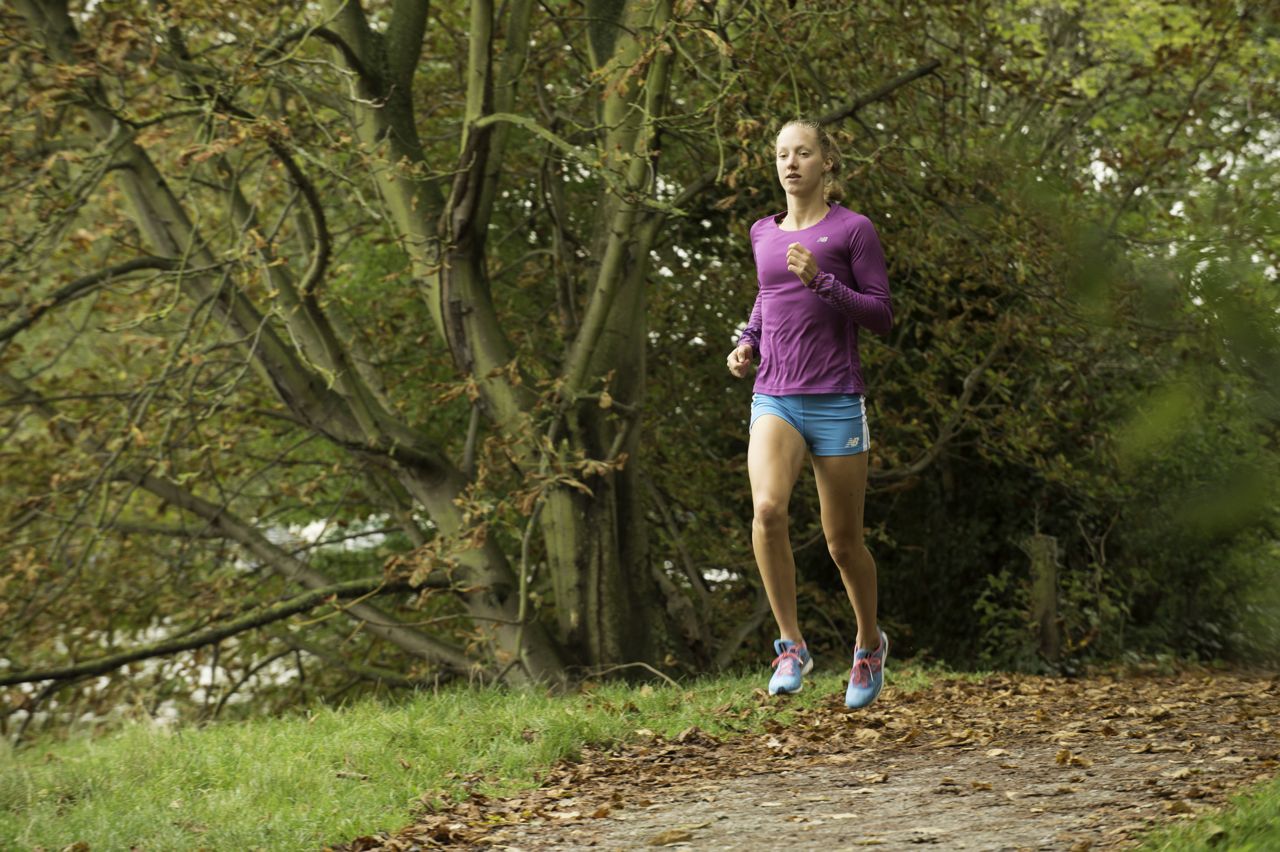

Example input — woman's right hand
[727,344,754,378]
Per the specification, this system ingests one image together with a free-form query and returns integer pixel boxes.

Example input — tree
[3,0,702,693]
[3,0,1277,735]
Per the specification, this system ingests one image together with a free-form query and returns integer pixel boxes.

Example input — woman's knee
[827,536,867,571]
[752,496,789,532]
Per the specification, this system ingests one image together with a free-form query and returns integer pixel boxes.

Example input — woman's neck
[782,193,830,230]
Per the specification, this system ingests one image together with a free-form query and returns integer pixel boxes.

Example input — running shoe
[768,638,812,695]
[845,628,888,709]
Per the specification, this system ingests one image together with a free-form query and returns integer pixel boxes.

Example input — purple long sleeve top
[738,203,893,395]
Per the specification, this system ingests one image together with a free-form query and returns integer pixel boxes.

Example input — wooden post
[1022,533,1061,663]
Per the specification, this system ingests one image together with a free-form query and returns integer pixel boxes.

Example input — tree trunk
[541,216,662,669]
[393,462,567,682]
[542,470,654,668]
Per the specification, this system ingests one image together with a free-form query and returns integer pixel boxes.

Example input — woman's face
[775,124,829,198]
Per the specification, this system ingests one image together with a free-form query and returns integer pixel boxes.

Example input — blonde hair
[779,118,845,203]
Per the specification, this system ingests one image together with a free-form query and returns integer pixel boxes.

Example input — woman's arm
[737,291,763,351]
[808,216,893,336]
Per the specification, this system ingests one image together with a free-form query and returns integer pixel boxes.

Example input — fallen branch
[582,661,680,689]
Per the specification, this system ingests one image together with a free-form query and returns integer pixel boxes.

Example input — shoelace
[772,646,804,676]
[849,650,883,687]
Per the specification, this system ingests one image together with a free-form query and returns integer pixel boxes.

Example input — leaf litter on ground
[329,670,1279,851]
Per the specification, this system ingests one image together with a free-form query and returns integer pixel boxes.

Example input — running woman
[726,119,893,708]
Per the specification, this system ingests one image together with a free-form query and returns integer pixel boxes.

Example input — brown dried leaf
[649,828,694,845]
[358,671,1280,852]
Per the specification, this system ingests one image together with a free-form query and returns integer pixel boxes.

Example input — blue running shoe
[768,639,812,695]
[845,628,888,709]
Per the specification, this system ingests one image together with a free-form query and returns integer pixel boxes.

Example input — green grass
[0,665,932,851]
[1140,775,1280,851]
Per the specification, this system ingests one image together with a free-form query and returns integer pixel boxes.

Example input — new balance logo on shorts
[846,437,860,448]
[818,236,829,243]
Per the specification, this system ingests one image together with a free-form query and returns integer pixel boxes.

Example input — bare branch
[276,27,374,83]
[278,632,447,688]
[817,58,943,126]
[106,521,224,539]
[0,578,410,687]
[0,368,477,671]
[472,112,682,213]
[643,475,710,606]
[712,587,772,671]
[0,257,178,345]
[872,332,1006,482]
[269,140,331,300]
[124,49,349,113]
[666,58,943,214]
[124,467,477,670]
[322,0,382,89]
[473,0,536,230]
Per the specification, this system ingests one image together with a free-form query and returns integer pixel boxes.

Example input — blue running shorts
[750,393,870,457]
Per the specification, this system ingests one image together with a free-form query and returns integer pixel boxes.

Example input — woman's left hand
[786,242,818,287]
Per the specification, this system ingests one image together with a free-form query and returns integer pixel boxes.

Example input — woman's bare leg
[811,452,878,650]
[747,415,810,642]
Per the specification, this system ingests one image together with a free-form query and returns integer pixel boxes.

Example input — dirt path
[338,671,1279,851]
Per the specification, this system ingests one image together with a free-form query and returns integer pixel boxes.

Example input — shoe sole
[769,657,815,696]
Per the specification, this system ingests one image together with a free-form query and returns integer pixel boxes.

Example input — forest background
[2,0,1278,739]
